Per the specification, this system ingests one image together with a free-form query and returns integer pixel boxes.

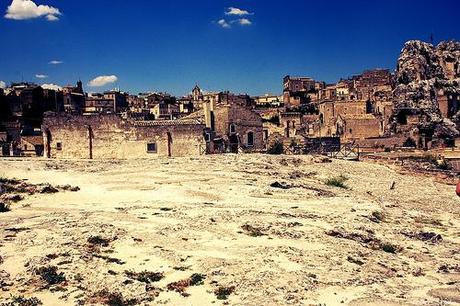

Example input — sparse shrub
[241,224,265,237]
[267,140,284,155]
[166,273,206,294]
[436,159,450,170]
[371,211,385,223]
[325,175,348,189]
[87,236,111,247]
[189,273,206,286]
[381,243,398,254]
[88,290,138,306]
[214,286,235,300]
[35,266,66,286]
[124,270,164,283]
[0,202,10,213]
[1,295,42,306]
[39,184,59,194]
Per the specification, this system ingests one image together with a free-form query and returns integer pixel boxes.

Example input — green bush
[325,175,348,189]
[267,141,284,155]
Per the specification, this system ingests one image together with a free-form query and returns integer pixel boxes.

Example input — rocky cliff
[393,40,460,137]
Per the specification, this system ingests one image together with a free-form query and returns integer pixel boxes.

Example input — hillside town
[1,40,460,164]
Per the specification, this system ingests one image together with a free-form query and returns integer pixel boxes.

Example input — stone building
[84,94,115,114]
[42,113,206,159]
[318,100,385,140]
[336,114,382,140]
[283,76,324,108]
[280,112,302,138]
[186,102,264,153]
[253,94,282,108]
[63,81,85,114]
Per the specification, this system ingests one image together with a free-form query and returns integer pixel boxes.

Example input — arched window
[247,131,254,147]
[229,123,236,134]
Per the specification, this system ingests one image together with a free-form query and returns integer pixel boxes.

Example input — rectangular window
[147,143,157,153]
[56,142,62,150]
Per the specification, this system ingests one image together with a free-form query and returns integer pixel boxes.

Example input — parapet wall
[42,113,206,159]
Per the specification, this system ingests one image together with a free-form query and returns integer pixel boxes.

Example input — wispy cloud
[88,75,118,87]
[237,18,252,26]
[49,60,63,65]
[217,7,254,29]
[217,19,231,29]
[225,7,253,16]
[0,81,6,89]
[4,0,62,21]
[35,74,48,79]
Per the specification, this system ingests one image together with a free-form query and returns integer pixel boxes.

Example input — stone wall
[42,113,206,159]
[341,116,382,140]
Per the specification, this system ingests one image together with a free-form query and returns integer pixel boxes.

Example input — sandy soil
[0,154,459,306]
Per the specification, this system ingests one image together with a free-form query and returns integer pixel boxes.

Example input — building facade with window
[42,113,206,159]
[186,102,264,153]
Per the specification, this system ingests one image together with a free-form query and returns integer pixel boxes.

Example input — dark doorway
[247,131,254,147]
[229,134,239,153]
[167,132,172,157]
[46,130,52,158]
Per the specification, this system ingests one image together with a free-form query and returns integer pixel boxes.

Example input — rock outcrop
[392,40,460,137]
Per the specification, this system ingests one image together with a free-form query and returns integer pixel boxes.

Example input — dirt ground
[0,154,459,306]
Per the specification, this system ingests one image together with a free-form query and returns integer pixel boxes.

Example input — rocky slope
[393,40,460,136]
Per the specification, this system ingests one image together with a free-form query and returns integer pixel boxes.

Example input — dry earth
[0,154,459,306]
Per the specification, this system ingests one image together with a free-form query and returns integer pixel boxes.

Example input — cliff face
[393,40,460,137]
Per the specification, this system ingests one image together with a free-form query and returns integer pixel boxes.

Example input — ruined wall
[334,101,368,117]
[342,117,381,140]
[42,113,206,159]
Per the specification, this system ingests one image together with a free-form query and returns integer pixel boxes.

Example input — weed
[0,202,10,213]
[381,243,398,254]
[325,175,348,189]
[214,286,235,300]
[241,224,265,237]
[1,295,42,306]
[124,270,164,283]
[267,141,284,155]
[87,236,112,247]
[35,266,66,286]
[370,211,385,223]
[88,290,138,306]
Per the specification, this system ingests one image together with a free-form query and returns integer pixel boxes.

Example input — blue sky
[1,0,459,96]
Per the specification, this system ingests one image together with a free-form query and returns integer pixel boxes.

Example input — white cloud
[88,75,118,87]
[0,81,6,89]
[238,18,252,26]
[49,60,63,65]
[225,7,253,16]
[5,0,61,21]
[41,83,62,91]
[35,74,48,79]
[217,19,231,29]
